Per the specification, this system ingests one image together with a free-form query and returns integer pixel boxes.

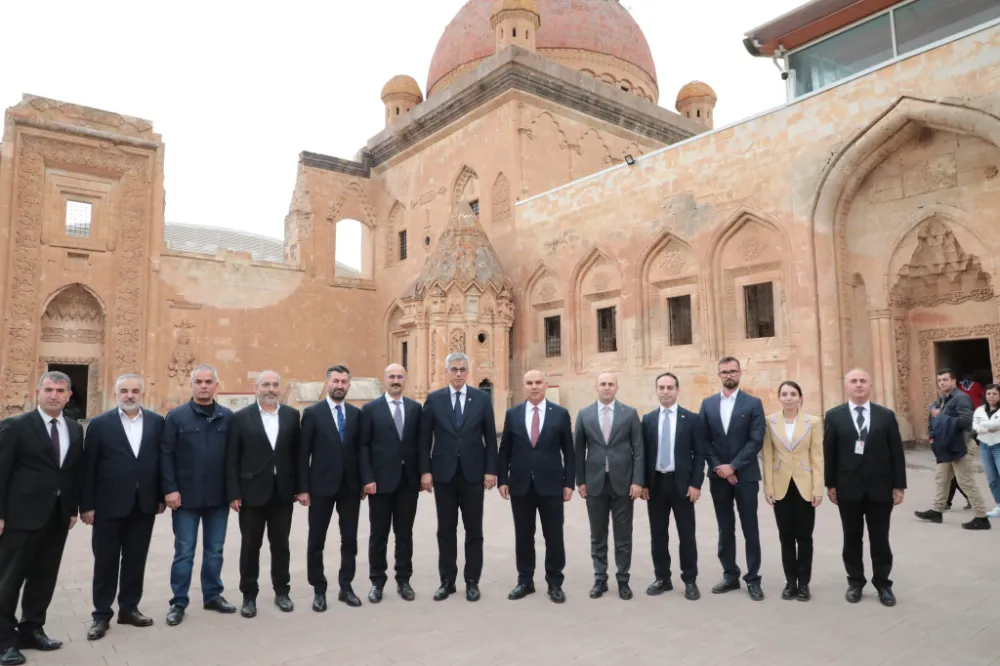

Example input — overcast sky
[3,0,804,269]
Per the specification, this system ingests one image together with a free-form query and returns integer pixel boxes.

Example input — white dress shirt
[597,400,616,429]
[118,408,144,457]
[449,385,469,410]
[849,401,871,437]
[719,389,740,434]
[784,420,795,443]
[525,399,547,435]
[385,393,405,429]
[37,407,69,466]
[326,396,347,423]
[656,404,678,473]
[259,402,280,450]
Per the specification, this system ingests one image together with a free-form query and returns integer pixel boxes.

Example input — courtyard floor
[33,450,1000,666]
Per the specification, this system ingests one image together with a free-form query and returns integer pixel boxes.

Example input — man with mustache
[80,374,165,641]
[359,364,422,603]
[298,365,364,611]
[227,371,301,618]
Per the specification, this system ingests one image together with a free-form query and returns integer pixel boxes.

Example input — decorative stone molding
[167,319,197,387]
[37,356,102,418]
[918,325,1000,411]
[493,172,512,224]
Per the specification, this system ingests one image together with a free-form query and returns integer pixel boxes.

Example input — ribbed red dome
[427,0,657,94]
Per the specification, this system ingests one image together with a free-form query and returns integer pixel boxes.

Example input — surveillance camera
[780,71,789,81]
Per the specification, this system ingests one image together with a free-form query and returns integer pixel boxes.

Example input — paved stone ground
[27,450,1000,666]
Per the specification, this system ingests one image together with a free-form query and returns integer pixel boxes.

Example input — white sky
[4,0,804,270]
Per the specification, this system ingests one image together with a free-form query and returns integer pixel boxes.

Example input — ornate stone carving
[738,235,766,263]
[43,285,104,323]
[430,331,437,375]
[167,319,197,387]
[538,283,556,302]
[452,165,480,211]
[386,202,404,266]
[40,327,104,344]
[893,319,910,416]
[985,165,998,179]
[902,154,958,197]
[918,325,1000,409]
[659,248,687,277]
[449,328,467,354]
[448,302,463,315]
[592,271,611,293]
[492,172,511,223]
[329,181,377,228]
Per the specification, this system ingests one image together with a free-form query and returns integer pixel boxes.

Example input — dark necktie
[335,404,345,439]
[453,391,463,427]
[50,418,61,467]
[855,406,868,440]
[392,400,404,439]
[530,406,540,447]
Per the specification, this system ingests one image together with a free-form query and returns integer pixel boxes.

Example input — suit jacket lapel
[608,405,625,444]
[137,409,157,459]
[30,410,59,468]
[710,395,726,435]
[379,397,402,443]
[319,400,343,444]
[588,404,607,446]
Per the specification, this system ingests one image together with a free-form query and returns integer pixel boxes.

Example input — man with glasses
[698,357,766,601]
[419,353,498,602]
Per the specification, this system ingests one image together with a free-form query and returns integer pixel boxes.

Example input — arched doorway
[38,284,106,419]
[478,378,494,404]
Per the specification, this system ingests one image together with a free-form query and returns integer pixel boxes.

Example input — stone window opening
[477,332,487,345]
[544,316,561,358]
[667,295,693,346]
[65,200,92,238]
[744,282,775,339]
[398,229,408,261]
[526,30,529,39]
[597,306,617,353]
[401,341,408,370]
[512,27,517,38]
[697,109,701,118]
[469,199,480,217]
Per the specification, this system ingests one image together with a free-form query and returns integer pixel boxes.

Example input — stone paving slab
[21,463,1000,666]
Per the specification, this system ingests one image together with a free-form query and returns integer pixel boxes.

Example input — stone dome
[413,203,512,295]
[491,0,540,16]
[427,0,658,100]
[676,81,717,105]
[380,75,423,102]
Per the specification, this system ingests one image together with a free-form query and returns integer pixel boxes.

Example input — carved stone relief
[493,173,511,224]
[449,328,467,354]
[167,319,197,387]
[738,235,766,264]
[893,318,910,415]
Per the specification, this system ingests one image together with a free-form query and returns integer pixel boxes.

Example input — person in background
[958,374,985,409]
[762,381,823,602]
[972,383,1000,519]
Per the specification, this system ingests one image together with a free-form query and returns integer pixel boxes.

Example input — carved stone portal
[918,325,1000,410]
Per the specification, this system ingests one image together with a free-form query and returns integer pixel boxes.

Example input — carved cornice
[299,151,372,178]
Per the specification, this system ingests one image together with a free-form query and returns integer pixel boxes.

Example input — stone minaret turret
[491,0,541,52]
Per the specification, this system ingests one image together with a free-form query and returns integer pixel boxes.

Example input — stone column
[869,309,896,409]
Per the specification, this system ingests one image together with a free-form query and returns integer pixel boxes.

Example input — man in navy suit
[641,372,704,601]
[698,356,766,601]
[81,374,165,640]
[498,370,574,604]
[419,352,498,602]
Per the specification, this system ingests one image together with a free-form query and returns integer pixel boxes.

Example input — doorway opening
[934,338,993,386]
[478,378,494,404]
[48,363,89,420]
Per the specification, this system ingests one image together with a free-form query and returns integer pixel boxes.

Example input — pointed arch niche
[452,164,481,214]
[328,181,376,285]
[637,230,700,366]
[524,262,565,371]
[383,300,414,371]
[570,248,624,372]
[386,201,406,267]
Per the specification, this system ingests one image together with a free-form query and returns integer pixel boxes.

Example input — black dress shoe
[0,647,25,665]
[618,583,633,600]
[781,582,797,600]
[589,580,609,598]
[368,585,384,604]
[87,619,109,641]
[548,585,566,603]
[796,584,811,601]
[397,582,415,601]
[466,583,481,602]
[914,509,943,523]
[747,583,765,601]
[274,594,294,612]
[240,597,257,618]
[962,516,991,530]
[338,587,362,607]
[646,579,672,596]
[684,583,701,601]
[433,580,456,601]
[711,579,740,594]
[117,609,154,627]
[845,586,863,603]
[19,629,62,651]
[508,583,535,600]
[877,587,897,607]
[312,594,327,612]
[166,604,185,626]
[203,596,237,613]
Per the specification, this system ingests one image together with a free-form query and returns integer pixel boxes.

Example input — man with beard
[227,371,301,618]
[160,365,236,626]
[359,364,422,603]
[698,356,766,601]
[419,353,498,602]
[298,365,364,611]
[0,372,84,666]
[81,374,165,640]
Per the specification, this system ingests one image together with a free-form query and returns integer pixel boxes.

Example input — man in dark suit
[0,371,84,665]
[81,374,164,641]
[227,370,301,619]
[298,365,364,611]
[499,370,574,604]
[698,356,766,601]
[825,368,907,607]
[574,372,644,600]
[419,352,498,602]
[642,372,704,601]
[359,363,422,603]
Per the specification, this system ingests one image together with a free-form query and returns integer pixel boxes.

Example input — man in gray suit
[575,373,644,600]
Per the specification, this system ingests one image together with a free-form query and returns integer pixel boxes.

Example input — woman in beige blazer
[763,380,824,602]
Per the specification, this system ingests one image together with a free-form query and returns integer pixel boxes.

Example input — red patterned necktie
[530,406,540,447]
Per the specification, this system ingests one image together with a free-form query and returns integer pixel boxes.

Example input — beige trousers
[933,438,988,518]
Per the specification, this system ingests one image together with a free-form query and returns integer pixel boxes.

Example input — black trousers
[709,477,762,584]
[306,485,361,595]
[239,486,294,598]
[647,472,698,584]
[947,477,969,505]
[772,480,815,586]
[368,475,419,587]
[586,476,634,585]
[837,495,894,590]
[0,506,69,649]
[511,482,565,586]
[433,476,484,584]
[92,502,156,620]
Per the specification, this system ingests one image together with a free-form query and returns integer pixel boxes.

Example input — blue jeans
[981,443,1000,505]
[169,506,229,607]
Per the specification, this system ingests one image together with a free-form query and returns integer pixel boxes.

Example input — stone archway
[38,284,106,418]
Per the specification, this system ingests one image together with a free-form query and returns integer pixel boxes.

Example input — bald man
[359,364,422,603]
[499,371,574,603]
